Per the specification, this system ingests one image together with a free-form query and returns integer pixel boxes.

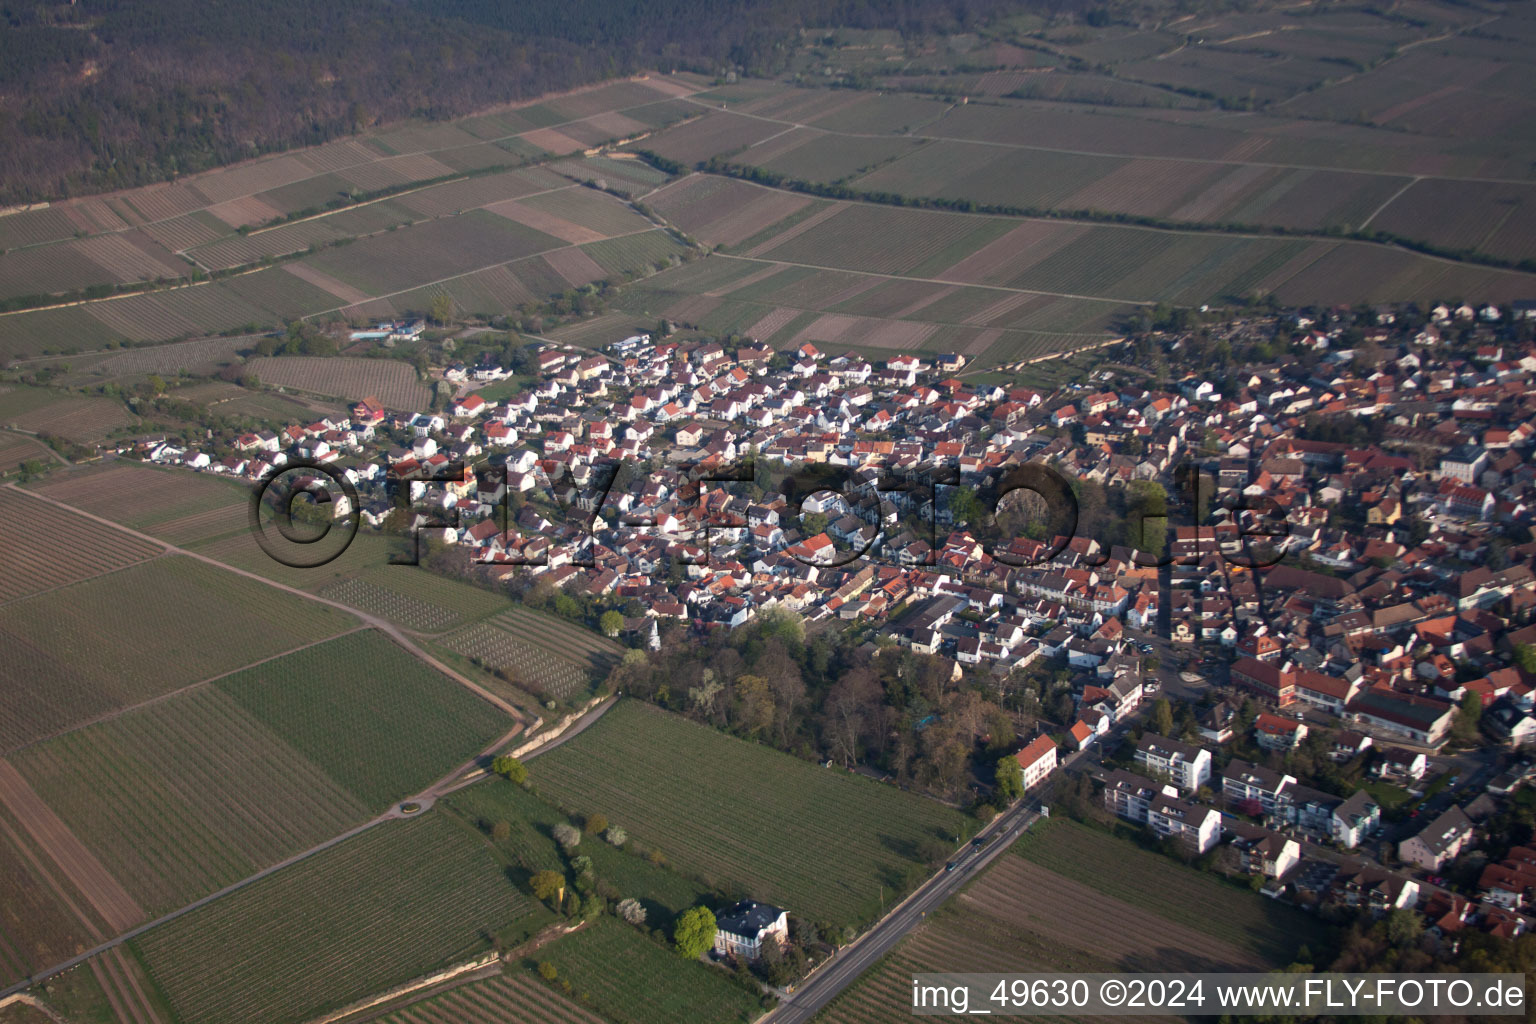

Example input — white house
[712,899,788,960]
[1331,790,1380,849]
[1134,734,1211,792]
[1147,792,1222,854]
[1014,735,1057,790]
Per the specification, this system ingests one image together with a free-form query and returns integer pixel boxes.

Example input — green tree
[585,813,609,835]
[1515,645,1536,675]
[1151,698,1174,737]
[1452,691,1484,744]
[599,609,624,637]
[430,293,455,326]
[530,870,565,905]
[674,906,717,959]
[994,754,1024,803]
[492,755,527,784]
[949,486,983,524]
[491,820,511,842]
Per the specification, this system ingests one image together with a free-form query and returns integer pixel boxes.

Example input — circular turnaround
[247,458,360,569]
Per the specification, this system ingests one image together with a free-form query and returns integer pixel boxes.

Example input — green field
[370,971,609,1024]
[444,780,711,929]
[1010,817,1327,965]
[439,605,624,700]
[0,555,355,751]
[134,812,545,1024]
[810,818,1323,1024]
[518,918,763,1024]
[12,686,369,913]
[318,564,507,633]
[10,629,509,913]
[216,629,513,807]
[529,700,972,929]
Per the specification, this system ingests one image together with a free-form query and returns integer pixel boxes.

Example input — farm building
[713,900,788,961]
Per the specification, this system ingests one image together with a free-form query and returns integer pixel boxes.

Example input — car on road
[945,861,956,872]
[1144,680,1160,694]
[971,837,987,849]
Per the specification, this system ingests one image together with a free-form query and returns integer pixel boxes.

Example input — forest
[0,0,1015,204]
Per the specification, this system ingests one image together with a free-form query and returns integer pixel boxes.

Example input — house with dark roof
[713,900,788,960]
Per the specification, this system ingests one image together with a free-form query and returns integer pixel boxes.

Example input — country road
[763,736,1102,1024]
[765,795,1045,1024]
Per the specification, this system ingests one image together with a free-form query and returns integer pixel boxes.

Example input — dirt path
[0,811,105,941]
[5,483,527,724]
[0,483,587,1002]
[0,761,143,934]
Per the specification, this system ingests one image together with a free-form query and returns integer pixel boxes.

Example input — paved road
[764,733,1108,1024]
[765,797,1045,1024]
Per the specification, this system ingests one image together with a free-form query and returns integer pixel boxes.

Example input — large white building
[1134,733,1212,792]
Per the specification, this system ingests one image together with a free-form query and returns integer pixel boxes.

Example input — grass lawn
[444,778,713,931]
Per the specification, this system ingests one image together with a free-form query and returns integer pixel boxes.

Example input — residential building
[1399,807,1474,871]
[1134,733,1212,792]
[1014,735,1058,790]
[713,901,789,960]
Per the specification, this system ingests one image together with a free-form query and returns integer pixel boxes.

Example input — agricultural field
[6,628,510,915]
[440,606,623,700]
[215,629,514,808]
[317,565,507,633]
[0,80,706,361]
[133,813,545,1024]
[7,684,370,914]
[0,809,101,990]
[373,971,608,1024]
[0,486,161,605]
[0,555,355,752]
[647,175,815,248]
[0,432,52,476]
[1009,818,1327,966]
[512,918,763,1024]
[245,355,430,409]
[529,700,973,929]
[444,781,712,927]
[44,334,256,383]
[810,820,1328,1024]
[30,461,249,537]
[191,524,400,591]
[0,386,135,445]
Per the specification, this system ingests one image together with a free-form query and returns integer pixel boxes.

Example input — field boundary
[4,482,528,724]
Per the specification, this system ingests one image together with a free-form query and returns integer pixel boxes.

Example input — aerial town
[125,297,1536,949]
